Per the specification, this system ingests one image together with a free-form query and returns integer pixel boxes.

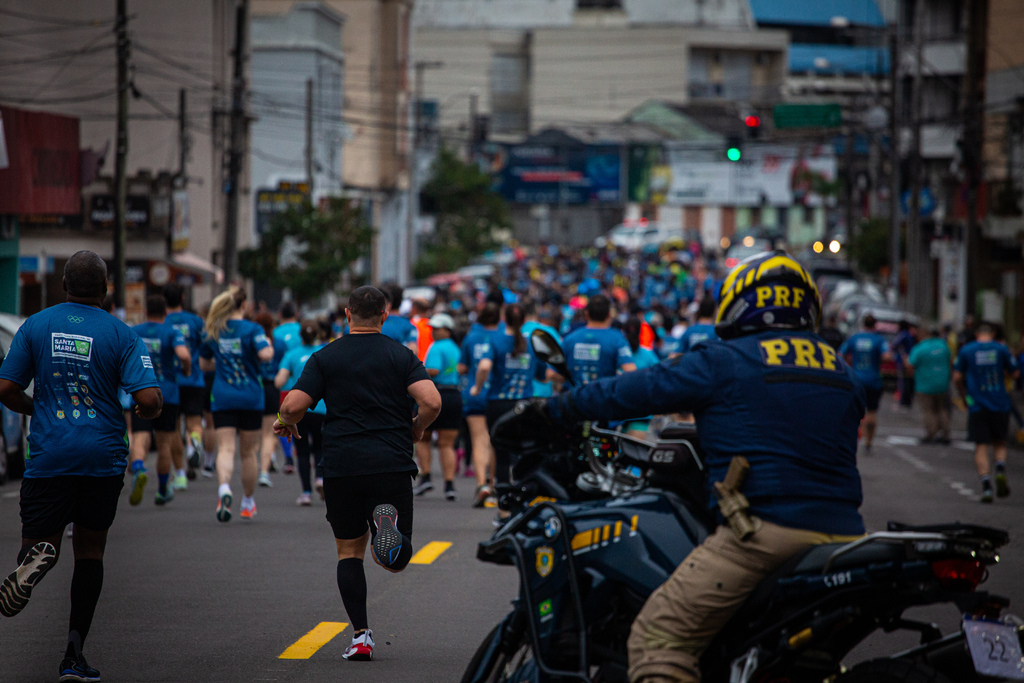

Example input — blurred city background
[0,0,1020,342]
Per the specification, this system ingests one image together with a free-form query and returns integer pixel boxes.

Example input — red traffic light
[745,115,761,128]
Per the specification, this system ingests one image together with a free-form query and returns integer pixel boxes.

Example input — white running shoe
[342,629,374,661]
[258,472,273,488]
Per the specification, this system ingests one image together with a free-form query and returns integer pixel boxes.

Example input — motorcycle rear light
[932,559,985,589]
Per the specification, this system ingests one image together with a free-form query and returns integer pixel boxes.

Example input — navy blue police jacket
[551,330,866,536]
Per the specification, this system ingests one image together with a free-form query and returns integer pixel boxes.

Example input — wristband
[277,412,292,427]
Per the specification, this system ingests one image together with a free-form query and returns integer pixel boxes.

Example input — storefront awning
[172,252,224,286]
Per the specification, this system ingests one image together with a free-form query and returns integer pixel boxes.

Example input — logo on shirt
[87,409,96,419]
[56,410,65,419]
[855,338,874,352]
[219,338,243,354]
[975,350,998,366]
[142,355,153,369]
[72,409,81,419]
[66,315,84,324]
[505,353,532,370]
[70,396,80,407]
[51,333,93,362]
[573,344,601,361]
[759,337,842,372]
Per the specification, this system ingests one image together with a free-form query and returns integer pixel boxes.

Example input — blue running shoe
[58,654,100,682]
[0,541,57,617]
[371,504,402,567]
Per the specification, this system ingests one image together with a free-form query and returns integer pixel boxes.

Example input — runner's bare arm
[175,344,192,377]
[133,387,163,420]
[408,379,441,440]
[200,357,215,373]
[0,379,33,415]
[274,367,290,389]
[257,345,275,363]
[275,389,314,440]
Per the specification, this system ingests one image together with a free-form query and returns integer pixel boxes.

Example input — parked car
[0,313,28,484]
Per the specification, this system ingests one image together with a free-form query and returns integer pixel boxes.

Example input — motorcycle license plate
[964,618,1024,679]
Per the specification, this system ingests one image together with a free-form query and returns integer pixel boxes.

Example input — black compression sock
[68,559,103,654]
[336,559,368,632]
[419,473,431,483]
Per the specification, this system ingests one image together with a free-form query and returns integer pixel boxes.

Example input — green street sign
[772,104,842,129]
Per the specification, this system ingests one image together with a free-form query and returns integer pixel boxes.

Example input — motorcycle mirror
[530,329,574,387]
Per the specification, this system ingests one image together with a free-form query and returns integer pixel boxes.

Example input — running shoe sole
[58,657,101,682]
[981,490,994,504]
[996,473,1010,498]
[129,472,148,506]
[0,541,57,617]
[217,493,232,522]
[240,505,256,520]
[372,504,402,567]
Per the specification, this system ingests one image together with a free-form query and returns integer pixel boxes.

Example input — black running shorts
[864,387,883,412]
[20,475,124,539]
[178,386,205,418]
[324,472,414,541]
[431,387,463,431]
[968,410,1010,445]
[212,410,263,431]
[131,404,180,433]
[262,383,280,416]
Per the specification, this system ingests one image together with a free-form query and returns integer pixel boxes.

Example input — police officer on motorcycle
[547,252,867,683]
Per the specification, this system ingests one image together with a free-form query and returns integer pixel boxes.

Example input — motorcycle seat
[787,539,907,575]
[658,422,698,440]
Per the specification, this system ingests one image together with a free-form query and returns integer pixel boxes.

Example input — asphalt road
[1,394,1023,682]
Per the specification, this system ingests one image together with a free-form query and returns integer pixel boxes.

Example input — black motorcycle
[463,335,1022,683]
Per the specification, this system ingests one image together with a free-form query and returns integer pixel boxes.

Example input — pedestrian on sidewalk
[908,326,952,444]
[0,251,162,681]
[274,286,441,662]
[954,322,1020,503]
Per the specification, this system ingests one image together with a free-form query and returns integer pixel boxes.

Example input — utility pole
[222,0,248,289]
[963,0,989,317]
[113,0,129,311]
[407,60,443,283]
[305,78,314,191]
[467,91,478,160]
[906,0,925,315]
[171,87,187,258]
[889,24,901,301]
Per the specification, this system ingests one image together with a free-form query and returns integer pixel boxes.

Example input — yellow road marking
[279,622,348,659]
[409,541,452,564]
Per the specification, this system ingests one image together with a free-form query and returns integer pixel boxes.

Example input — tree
[239,197,373,304]
[415,147,511,279]
[848,217,897,275]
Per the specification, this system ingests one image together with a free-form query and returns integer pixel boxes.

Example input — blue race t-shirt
[280,343,327,414]
[522,320,561,398]
[381,315,417,347]
[425,338,461,386]
[562,326,634,385]
[839,331,888,391]
[273,321,302,351]
[132,321,186,406]
[0,302,158,478]
[484,331,540,401]
[200,319,271,412]
[261,336,288,382]
[165,310,205,388]
[678,323,718,352]
[632,346,661,370]
[955,341,1018,413]
[460,325,494,414]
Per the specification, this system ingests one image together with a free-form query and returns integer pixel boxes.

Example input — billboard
[0,105,80,215]
[255,181,310,234]
[665,144,837,207]
[491,144,621,205]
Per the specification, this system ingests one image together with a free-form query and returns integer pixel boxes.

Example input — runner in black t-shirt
[274,286,441,663]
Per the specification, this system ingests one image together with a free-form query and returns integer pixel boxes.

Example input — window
[576,0,622,8]
[490,50,530,135]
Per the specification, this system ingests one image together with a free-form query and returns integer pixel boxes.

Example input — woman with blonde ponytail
[199,287,274,522]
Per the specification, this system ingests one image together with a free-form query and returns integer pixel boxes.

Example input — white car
[596,221,679,251]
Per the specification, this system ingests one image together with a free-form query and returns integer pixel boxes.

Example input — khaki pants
[918,392,950,441]
[627,519,862,683]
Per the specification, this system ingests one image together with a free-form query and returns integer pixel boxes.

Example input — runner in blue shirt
[164,283,207,480]
[276,321,327,505]
[380,283,418,352]
[256,312,289,489]
[272,302,302,351]
[520,298,561,398]
[0,251,162,681]
[677,297,719,352]
[560,295,636,385]
[128,296,191,506]
[415,313,464,501]
[839,314,892,453]
[200,287,273,523]
[471,304,542,507]
[457,304,501,505]
[954,323,1020,502]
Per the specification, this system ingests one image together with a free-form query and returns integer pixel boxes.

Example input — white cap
[428,313,455,330]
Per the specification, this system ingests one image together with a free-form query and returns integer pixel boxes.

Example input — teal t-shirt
[279,343,326,414]
[425,338,461,386]
[907,337,951,395]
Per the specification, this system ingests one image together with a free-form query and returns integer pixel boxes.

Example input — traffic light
[726,135,742,162]
[744,114,761,139]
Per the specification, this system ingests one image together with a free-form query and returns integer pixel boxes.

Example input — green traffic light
[727,148,741,162]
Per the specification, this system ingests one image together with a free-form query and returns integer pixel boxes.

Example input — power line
[0,7,114,27]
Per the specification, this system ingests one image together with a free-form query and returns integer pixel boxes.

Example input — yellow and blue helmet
[715,250,821,339]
